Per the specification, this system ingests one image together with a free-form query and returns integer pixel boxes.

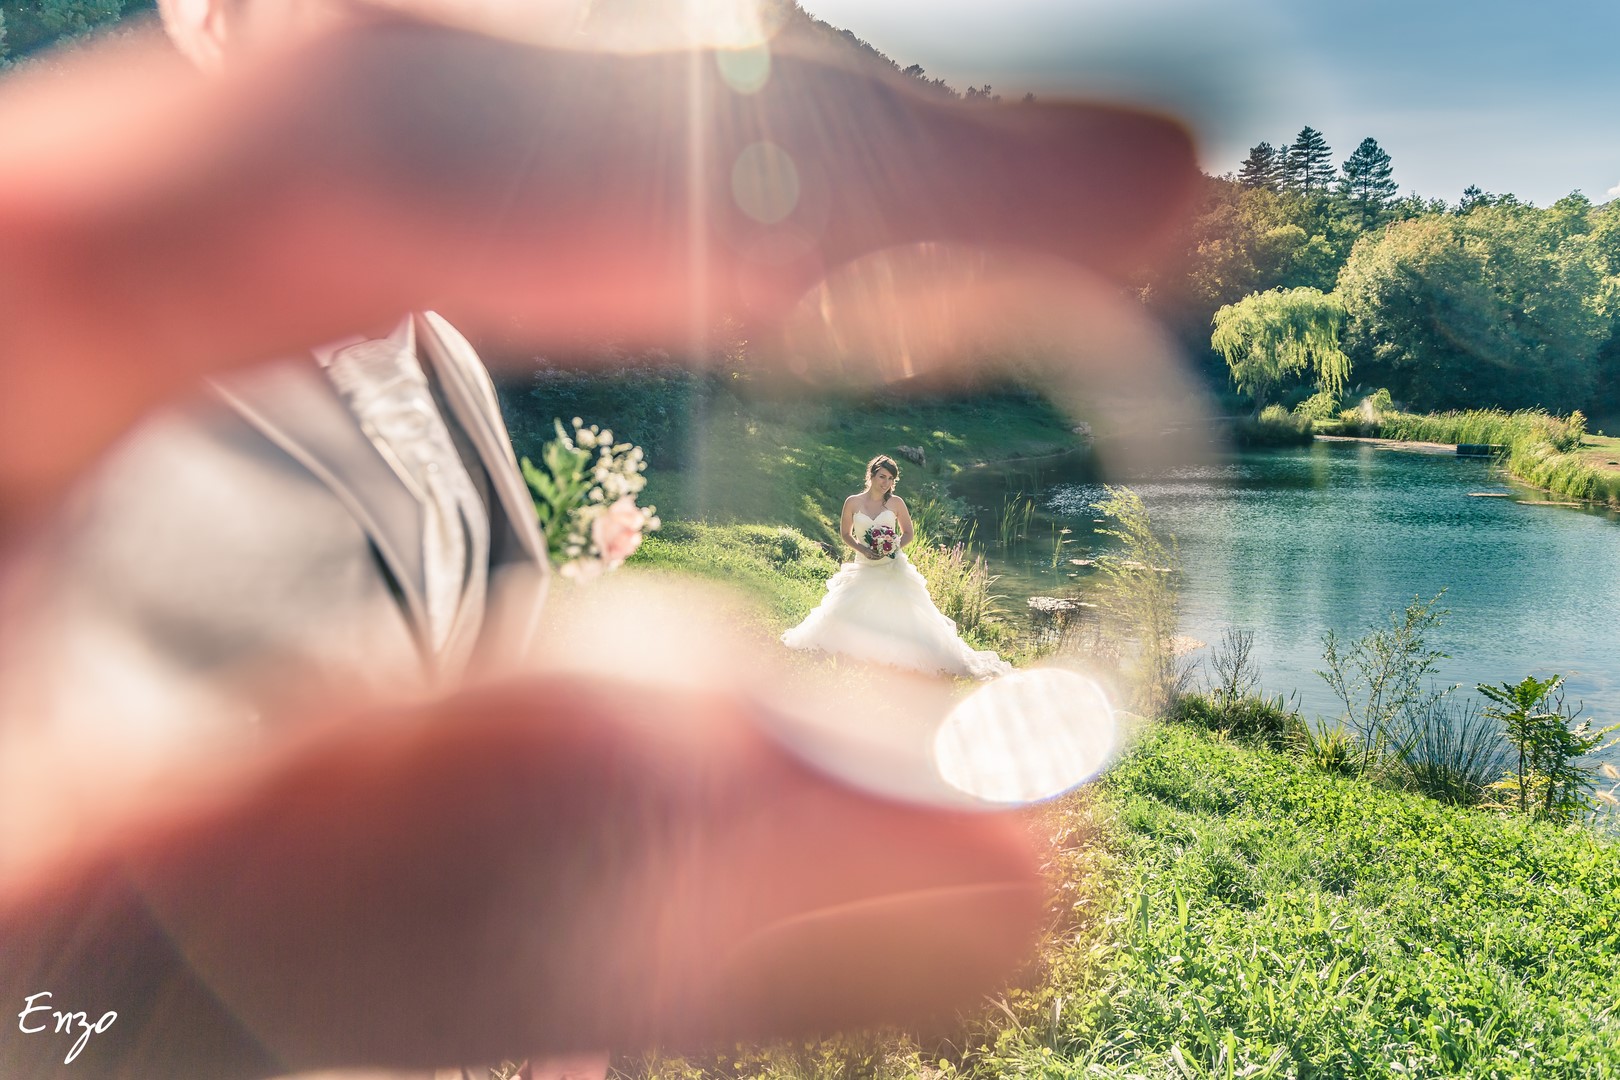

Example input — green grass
[629,517,1018,658]
[630,521,841,630]
[976,724,1620,1078]
[631,723,1620,1079]
[1574,433,1620,470]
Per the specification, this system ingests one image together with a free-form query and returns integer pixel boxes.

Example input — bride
[782,455,1012,680]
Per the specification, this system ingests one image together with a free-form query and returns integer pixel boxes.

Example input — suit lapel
[209,359,434,660]
[414,313,547,567]
[415,312,550,671]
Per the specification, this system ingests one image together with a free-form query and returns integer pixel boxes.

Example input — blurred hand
[0,14,1196,527]
[1,677,1043,1077]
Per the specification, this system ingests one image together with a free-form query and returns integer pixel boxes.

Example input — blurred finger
[0,675,1041,1076]
[0,17,1194,526]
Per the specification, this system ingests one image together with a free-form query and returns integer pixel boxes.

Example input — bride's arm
[840,498,870,559]
[893,499,916,551]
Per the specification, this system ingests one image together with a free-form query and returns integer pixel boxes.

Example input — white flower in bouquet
[521,418,661,580]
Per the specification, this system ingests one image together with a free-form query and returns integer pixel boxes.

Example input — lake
[958,440,1620,732]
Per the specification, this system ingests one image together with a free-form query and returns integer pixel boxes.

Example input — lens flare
[716,42,772,94]
[933,669,1117,803]
[732,141,802,225]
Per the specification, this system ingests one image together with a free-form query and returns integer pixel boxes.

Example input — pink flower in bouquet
[593,495,649,569]
[865,523,899,559]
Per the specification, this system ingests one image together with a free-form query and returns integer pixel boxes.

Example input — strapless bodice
[853,507,896,529]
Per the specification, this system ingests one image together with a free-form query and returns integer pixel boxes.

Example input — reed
[910,539,1000,633]
[995,492,1037,549]
[1378,407,1584,452]
[1391,697,1506,806]
[1048,523,1071,569]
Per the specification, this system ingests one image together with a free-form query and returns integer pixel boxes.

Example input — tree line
[0,0,153,64]
[1151,127,1620,421]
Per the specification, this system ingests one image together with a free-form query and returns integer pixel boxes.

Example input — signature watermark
[18,993,118,1064]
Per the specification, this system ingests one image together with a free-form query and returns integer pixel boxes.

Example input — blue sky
[797,0,1620,208]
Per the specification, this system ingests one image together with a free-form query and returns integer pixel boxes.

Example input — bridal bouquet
[522,418,661,580]
[865,522,899,559]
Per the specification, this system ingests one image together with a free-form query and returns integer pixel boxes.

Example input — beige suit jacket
[0,310,547,842]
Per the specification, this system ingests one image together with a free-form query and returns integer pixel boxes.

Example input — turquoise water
[964,441,1620,730]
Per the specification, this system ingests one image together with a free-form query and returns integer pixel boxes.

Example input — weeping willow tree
[1211,287,1351,410]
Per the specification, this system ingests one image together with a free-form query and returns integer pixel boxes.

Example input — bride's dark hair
[865,454,900,502]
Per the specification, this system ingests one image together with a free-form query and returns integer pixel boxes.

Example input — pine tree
[1338,137,1397,224]
[1284,127,1335,195]
[1238,142,1282,190]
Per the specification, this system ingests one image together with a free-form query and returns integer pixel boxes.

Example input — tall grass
[1392,697,1506,806]
[1358,408,1620,507]
[1377,407,1585,452]
[1234,405,1314,447]
[1047,523,1071,569]
[1506,435,1609,501]
[909,540,999,634]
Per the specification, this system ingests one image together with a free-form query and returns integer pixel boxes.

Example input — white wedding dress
[782,508,1013,680]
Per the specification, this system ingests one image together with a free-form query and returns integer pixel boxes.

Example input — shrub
[1234,405,1315,447]
[1480,675,1620,821]
[1170,690,1301,751]
[1318,591,1450,777]
[1207,626,1259,704]
[1293,388,1341,420]
[1391,697,1505,806]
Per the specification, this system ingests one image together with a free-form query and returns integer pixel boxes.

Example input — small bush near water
[1168,691,1300,752]
[1234,405,1314,447]
[633,519,1015,657]
[1481,674,1620,821]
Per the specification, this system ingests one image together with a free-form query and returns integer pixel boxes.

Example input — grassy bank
[990,724,1620,1078]
[1318,408,1620,508]
[615,384,1079,656]
[631,517,1018,658]
[636,722,1620,1080]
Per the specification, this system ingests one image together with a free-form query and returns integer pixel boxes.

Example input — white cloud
[1609,181,1620,198]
